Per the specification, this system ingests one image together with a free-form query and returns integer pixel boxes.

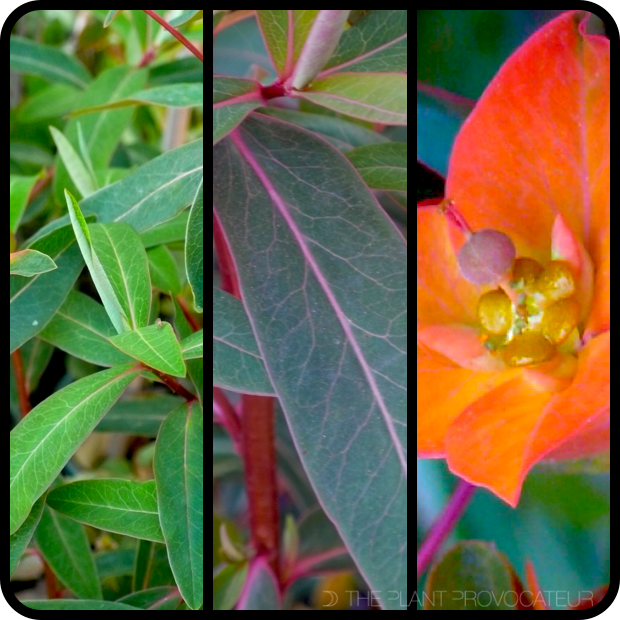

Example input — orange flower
[417,11,609,506]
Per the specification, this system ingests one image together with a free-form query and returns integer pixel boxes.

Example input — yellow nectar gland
[476,258,581,367]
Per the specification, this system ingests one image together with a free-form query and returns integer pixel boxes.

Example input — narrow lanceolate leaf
[80,138,203,232]
[10,363,139,535]
[154,402,204,610]
[298,73,407,125]
[213,77,263,145]
[65,190,131,333]
[10,224,84,354]
[39,290,133,367]
[10,249,57,277]
[186,179,204,312]
[110,322,186,377]
[10,36,91,88]
[24,601,143,611]
[290,10,350,90]
[169,10,201,27]
[47,480,164,543]
[346,142,408,191]
[49,126,97,198]
[181,329,203,359]
[89,223,152,329]
[213,114,407,610]
[213,288,275,395]
[71,84,204,115]
[34,504,102,600]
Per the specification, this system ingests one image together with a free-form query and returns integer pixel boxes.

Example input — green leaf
[173,298,203,405]
[118,586,182,610]
[10,249,57,277]
[50,126,97,198]
[213,288,275,395]
[425,542,515,610]
[147,246,182,295]
[110,322,186,377]
[213,114,407,610]
[326,10,408,73]
[213,77,263,145]
[47,480,164,543]
[235,558,281,610]
[10,36,91,88]
[34,503,102,599]
[24,600,143,611]
[186,179,204,311]
[71,84,204,114]
[10,175,38,232]
[10,224,84,354]
[10,363,139,534]
[64,189,132,333]
[39,290,133,367]
[103,10,121,27]
[80,138,203,232]
[213,563,249,610]
[181,329,203,359]
[154,402,203,609]
[169,10,202,27]
[256,10,319,75]
[10,495,46,577]
[346,142,408,191]
[89,222,152,329]
[96,395,184,436]
[53,65,148,205]
[299,73,407,125]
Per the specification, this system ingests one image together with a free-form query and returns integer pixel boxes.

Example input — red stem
[143,10,203,62]
[417,479,476,579]
[240,394,280,578]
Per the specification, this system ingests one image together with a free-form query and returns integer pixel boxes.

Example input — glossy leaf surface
[47,480,164,542]
[213,113,407,609]
[10,364,139,534]
[154,402,204,610]
[110,322,186,377]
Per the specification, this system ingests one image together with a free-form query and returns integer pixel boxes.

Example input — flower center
[477,258,581,367]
